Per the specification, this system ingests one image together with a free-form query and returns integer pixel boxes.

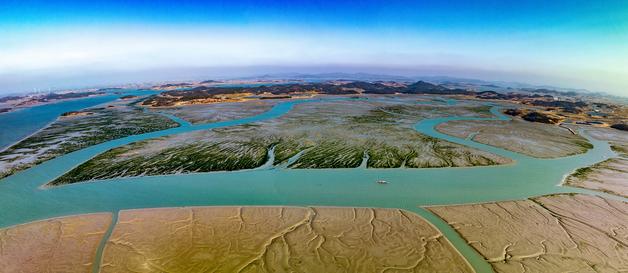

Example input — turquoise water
[0,96,622,273]
[0,90,158,150]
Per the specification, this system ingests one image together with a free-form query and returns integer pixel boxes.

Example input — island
[50,97,511,185]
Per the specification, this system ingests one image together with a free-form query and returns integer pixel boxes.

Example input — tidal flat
[428,193,628,273]
[436,117,593,158]
[0,207,473,273]
[0,213,112,273]
[564,127,628,197]
[0,99,180,179]
[147,99,279,124]
[51,97,511,185]
[0,92,624,273]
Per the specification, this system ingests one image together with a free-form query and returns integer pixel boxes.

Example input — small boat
[376,180,389,184]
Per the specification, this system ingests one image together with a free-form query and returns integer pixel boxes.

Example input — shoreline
[42,98,517,187]
[0,93,108,114]
[0,119,55,153]
[434,117,594,160]
[0,93,117,152]
[0,94,623,273]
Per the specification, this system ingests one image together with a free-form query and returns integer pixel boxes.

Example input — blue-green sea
[0,90,158,150]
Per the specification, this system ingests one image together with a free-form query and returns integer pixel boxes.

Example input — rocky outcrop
[521,111,562,124]
[503,108,522,116]
[611,123,628,131]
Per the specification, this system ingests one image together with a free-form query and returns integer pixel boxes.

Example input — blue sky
[1,0,627,95]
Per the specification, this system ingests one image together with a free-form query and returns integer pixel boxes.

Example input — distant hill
[234,72,593,96]
[404,81,471,94]
[236,72,415,82]
[142,80,471,107]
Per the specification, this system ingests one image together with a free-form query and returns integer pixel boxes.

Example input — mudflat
[428,194,628,273]
[148,100,279,124]
[565,156,628,198]
[0,213,112,273]
[0,98,179,179]
[100,206,474,273]
[436,118,592,158]
[565,128,628,197]
[50,99,510,185]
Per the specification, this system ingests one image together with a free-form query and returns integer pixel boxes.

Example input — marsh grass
[51,100,510,185]
[0,104,179,179]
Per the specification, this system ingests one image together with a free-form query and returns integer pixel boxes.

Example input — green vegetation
[465,105,492,115]
[0,103,179,179]
[366,140,408,168]
[290,140,364,168]
[51,138,270,185]
[610,144,628,155]
[573,140,594,150]
[50,99,510,185]
[272,138,313,165]
[571,167,592,178]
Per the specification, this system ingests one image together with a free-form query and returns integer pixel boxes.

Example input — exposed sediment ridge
[436,118,593,158]
[0,100,179,179]
[0,213,112,273]
[564,128,628,198]
[565,156,628,198]
[428,193,628,273]
[148,100,278,124]
[49,99,510,185]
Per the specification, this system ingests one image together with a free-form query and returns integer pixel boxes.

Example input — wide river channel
[0,94,623,272]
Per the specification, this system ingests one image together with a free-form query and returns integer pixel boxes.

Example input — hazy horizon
[2,1,627,96]
[0,67,606,96]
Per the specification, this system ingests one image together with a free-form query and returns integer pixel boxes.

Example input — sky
[1,0,627,95]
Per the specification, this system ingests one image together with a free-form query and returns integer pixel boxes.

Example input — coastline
[0,94,624,272]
